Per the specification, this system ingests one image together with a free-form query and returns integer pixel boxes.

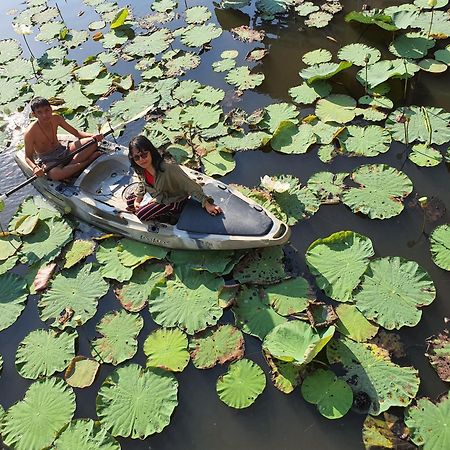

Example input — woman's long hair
[128,135,164,177]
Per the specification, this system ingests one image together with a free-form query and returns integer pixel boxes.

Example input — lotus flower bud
[12,23,33,35]
[428,0,438,7]
[418,196,428,208]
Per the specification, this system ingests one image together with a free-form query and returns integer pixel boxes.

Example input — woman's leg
[137,200,186,222]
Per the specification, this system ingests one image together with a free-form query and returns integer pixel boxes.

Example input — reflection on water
[0,1,449,449]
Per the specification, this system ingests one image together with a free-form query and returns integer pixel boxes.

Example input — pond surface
[0,1,449,449]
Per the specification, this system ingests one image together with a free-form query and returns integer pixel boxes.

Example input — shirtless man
[24,97,103,181]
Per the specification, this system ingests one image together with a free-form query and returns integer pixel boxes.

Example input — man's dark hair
[30,97,51,112]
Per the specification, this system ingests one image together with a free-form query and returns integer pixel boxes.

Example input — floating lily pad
[225,66,265,91]
[389,33,436,59]
[327,337,420,415]
[1,377,75,450]
[92,310,143,365]
[216,359,266,409]
[316,94,357,124]
[231,25,265,42]
[168,249,236,275]
[190,325,244,369]
[65,356,100,388]
[183,104,222,129]
[434,47,450,64]
[202,150,236,177]
[340,125,392,157]
[405,396,450,450]
[264,277,311,316]
[355,257,436,330]
[38,263,109,329]
[305,11,334,28]
[430,224,450,271]
[295,1,319,16]
[16,329,76,379]
[271,121,317,154]
[97,364,178,438]
[337,43,381,66]
[289,81,332,104]
[259,102,299,133]
[306,231,374,302]
[265,353,302,394]
[185,5,211,24]
[409,143,442,167]
[0,273,28,332]
[180,23,222,47]
[307,172,348,203]
[342,164,413,219]
[0,234,21,260]
[0,39,22,64]
[124,29,173,57]
[335,304,378,342]
[302,49,332,66]
[426,330,450,382]
[345,10,398,31]
[299,61,352,84]
[96,239,135,282]
[63,239,95,269]
[212,58,236,72]
[418,58,448,72]
[301,369,353,419]
[119,238,168,267]
[148,267,223,334]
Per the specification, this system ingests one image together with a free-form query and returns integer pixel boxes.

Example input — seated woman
[127,135,222,222]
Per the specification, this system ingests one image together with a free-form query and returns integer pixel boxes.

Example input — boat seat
[177,184,273,236]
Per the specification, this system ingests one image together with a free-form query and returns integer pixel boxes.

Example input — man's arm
[24,130,44,177]
[57,115,103,141]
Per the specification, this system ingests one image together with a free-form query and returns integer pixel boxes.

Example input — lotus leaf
[148,267,224,334]
[225,66,265,90]
[31,80,62,99]
[102,29,130,48]
[1,377,75,450]
[172,80,200,103]
[0,78,25,105]
[89,20,106,30]
[9,197,60,229]
[52,418,120,450]
[342,164,413,219]
[216,359,266,409]
[144,328,189,372]
[124,29,173,57]
[153,77,179,110]
[311,119,343,144]
[32,6,58,23]
[327,337,419,414]
[65,356,100,388]
[75,62,105,81]
[212,58,236,72]
[96,239,136,281]
[10,213,39,236]
[289,81,332,104]
[306,231,374,302]
[185,6,211,24]
[16,329,76,379]
[345,10,398,31]
[218,131,271,151]
[63,239,95,268]
[152,0,176,12]
[389,33,435,59]
[418,58,447,72]
[295,2,319,16]
[64,29,89,49]
[97,364,178,438]
[263,320,335,365]
[0,255,18,275]
[274,184,320,224]
[169,250,237,276]
[0,273,28,332]
[305,11,334,28]
[264,277,311,316]
[0,234,21,260]
[302,49,332,65]
[271,121,317,154]
[246,48,268,61]
[358,94,394,110]
[81,73,113,97]
[265,353,301,393]
[36,21,65,42]
[405,396,450,450]
[165,52,200,77]
[194,86,225,104]
[119,238,168,267]
[335,304,378,342]
[316,94,357,124]
[430,224,450,270]
[425,330,450,383]
[233,286,286,340]
[301,369,353,419]
[184,104,222,129]
[0,39,22,64]
[92,310,143,365]
[181,23,222,47]
[435,47,450,64]
[221,0,251,10]
[338,43,381,66]
[39,263,109,329]
[307,171,347,203]
[110,7,129,29]
[1,58,34,80]
[409,143,442,167]
[355,257,436,330]
[386,106,450,146]
[231,25,265,42]
[299,61,352,84]
[259,103,298,133]
[203,149,236,177]
[61,82,93,110]
[340,125,391,157]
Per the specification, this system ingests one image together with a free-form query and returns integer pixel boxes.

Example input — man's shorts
[35,143,71,167]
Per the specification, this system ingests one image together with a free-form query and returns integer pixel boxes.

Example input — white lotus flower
[428,0,437,7]
[12,23,33,35]
[260,175,290,193]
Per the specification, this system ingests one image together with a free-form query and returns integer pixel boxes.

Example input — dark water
[0,1,449,449]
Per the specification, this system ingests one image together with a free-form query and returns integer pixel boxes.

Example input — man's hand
[205,202,222,216]
[32,165,45,177]
[92,133,103,142]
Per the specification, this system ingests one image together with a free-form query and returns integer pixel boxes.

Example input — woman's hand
[134,197,143,211]
[205,202,222,216]
[33,165,45,177]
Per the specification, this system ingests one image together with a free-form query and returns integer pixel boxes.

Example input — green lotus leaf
[358,94,394,109]
[264,277,312,316]
[1,377,75,450]
[148,267,224,334]
[430,224,450,271]
[32,6,59,23]
[389,33,435,59]
[305,231,374,302]
[180,23,222,47]
[36,21,65,41]
[1,58,34,80]
[345,10,398,31]
[110,7,129,28]
[101,29,130,49]
[98,51,118,66]
[0,255,18,275]
[337,43,381,66]
[118,238,168,267]
[265,353,301,393]
[271,121,317,154]
[194,86,225,104]
[63,239,95,269]
[263,320,335,365]
[183,104,222,129]
[305,11,334,28]
[152,0,177,12]
[311,119,343,144]
[110,88,160,122]
[61,82,93,110]
[190,324,244,369]
[434,47,450,64]
[256,0,291,15]
[202,149,236,176]
[259,102,299,133]
[301,369,353,419]
[316,94,357,124]
[335,304,378,342]
[89,20,106,30]
[92,310,143,365]
[289,81,332,105]
[124,29,173,57]
[52,418,120,450]
[409,143,442,167]
[172,80,201,102]
[426,330,450,382]
[246,48,268,62]
[75,61,105,81]
[386,106,450,146]
[82,73,114,97]
[327,337,419,415]
[340,125,392,156]
[16,329,76,379]
[0,273,28,332]
[38,263,109,329]
[342,164,413,219]
[233,286,287,340]
[96,239,135,282]
[218,131,271,151]
[354,257,436,330]
[362,413,412,450]
[418,58,448,72]
[65,356,100,388]
[299,61,352,84]
[216,359,266,409]
[302,49,332,65]
[64,29,89,49]
[0,234,21,260]
[10,213,39,235]
[185,5,211,24]
[31,80,63,99]
[212,58,236,72]
[0,78,25,105]
[165,51,201,77]
[97,364,178,438]
[168,249,236,275]
[307,171,348,203]
[144,328,189,372]
[225,66,265,90]
[0,39,22,64]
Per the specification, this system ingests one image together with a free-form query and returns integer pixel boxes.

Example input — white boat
[14,140,291,250]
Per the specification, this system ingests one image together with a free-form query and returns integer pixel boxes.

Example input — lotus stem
[55,2,66,24]
[364,55,369,94]
[22,35,39,80]
[428,7,435,38]
[403,59,409,101]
